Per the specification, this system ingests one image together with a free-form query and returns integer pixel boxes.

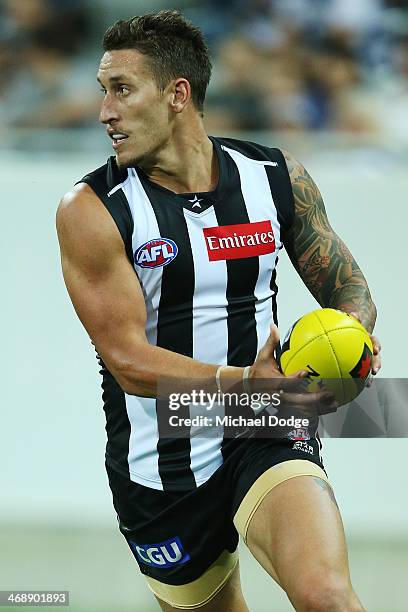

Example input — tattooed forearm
[312,477,339,509]
[330,284,377,333]
[283,152,377,333]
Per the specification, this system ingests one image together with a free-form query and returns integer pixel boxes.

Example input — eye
[99,87,107,95]
[118,85,130,95]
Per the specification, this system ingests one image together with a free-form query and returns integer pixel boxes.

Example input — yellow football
[280,308,373,405]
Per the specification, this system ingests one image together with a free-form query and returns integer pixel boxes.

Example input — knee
[290,573,364,612]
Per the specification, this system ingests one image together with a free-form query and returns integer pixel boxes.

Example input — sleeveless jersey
[79,136,295,492]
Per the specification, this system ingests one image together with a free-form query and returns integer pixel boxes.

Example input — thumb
[269,323,280,349]
[258,324,280,359]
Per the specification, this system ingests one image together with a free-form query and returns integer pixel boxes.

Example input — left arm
[282,151,377,334]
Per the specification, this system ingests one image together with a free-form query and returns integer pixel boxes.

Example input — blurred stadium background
[1,0,408,610]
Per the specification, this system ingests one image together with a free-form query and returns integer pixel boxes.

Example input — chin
[116,154,135,169]
[116,151,144,170]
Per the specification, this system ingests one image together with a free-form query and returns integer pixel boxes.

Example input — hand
[348,312,382,376]
[250,324,304,381]
[249,324,338,415]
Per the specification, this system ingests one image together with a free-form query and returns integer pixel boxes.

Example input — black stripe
[78,160,134,478]
[270,265,279,327]
[144,182,197,491]
[216,137,295,233]
[264,156,295,233]
[99,359,132,478]
[214,155,259,367]
[270,265,282,365]
[213,153,259,458]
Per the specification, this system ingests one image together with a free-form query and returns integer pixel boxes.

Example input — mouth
[108,130,129,151]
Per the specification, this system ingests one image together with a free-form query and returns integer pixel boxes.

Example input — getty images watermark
[167,389,310,430]
[169,389,281,411]
[158,379,408,438]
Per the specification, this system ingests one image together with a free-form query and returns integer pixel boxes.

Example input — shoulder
[213,135,285,164]
[76,156,129,200]
[280,149,311,186]
[211,136,309,177]
[57,154,126,230]
[58,159,134,265]
[57,182,102,231]
[280,150,323,212]
[57,156,112,228]
[281,149,302,176]
[56,181,125,266]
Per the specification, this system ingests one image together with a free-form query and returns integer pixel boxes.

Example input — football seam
[323,330,345,401]
[284,326,366,369]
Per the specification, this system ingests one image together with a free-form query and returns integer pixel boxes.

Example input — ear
[170,78,191,113]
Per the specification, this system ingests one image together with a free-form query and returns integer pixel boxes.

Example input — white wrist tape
[215,365,229,394]
[216,365,252,395]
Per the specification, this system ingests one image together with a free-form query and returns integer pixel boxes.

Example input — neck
[139,116,218,194]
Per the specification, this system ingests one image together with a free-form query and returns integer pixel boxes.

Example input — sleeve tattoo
[283,152,377,333]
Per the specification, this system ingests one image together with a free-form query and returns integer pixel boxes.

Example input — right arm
[56,184,224,397]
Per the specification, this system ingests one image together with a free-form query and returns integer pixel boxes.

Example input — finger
[370,335,381,354]
[371,354,381,375]
[288,369,309,379]
[318,402,339,415]
[280,389,335,407]
[278,397,318,418]
[269,323,280,349]
[280,395,338,417]
[277,375,309,392]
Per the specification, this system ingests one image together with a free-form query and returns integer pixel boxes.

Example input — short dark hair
[103,10,212,113]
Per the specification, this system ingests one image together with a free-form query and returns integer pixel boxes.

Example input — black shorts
[107,436,327,607]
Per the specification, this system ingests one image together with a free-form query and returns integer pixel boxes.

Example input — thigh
[106,463,241,608]
[245,472,352,598]
[155,560,248,612]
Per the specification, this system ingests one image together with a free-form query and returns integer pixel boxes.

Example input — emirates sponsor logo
[203,220,275,261]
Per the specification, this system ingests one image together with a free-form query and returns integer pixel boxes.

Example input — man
[56,10,381,612]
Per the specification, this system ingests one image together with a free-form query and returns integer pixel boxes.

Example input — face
[98,49,172,168]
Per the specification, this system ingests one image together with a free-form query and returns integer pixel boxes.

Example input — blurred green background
[1,1,408,610]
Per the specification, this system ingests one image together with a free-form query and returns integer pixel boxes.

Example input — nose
[99,93,120,125]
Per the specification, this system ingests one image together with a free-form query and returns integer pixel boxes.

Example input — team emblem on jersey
[287,427,310,441]
[134,238,178,269]
[203,220,275,261]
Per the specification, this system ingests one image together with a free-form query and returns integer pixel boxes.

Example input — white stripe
[123,168,163,345]
[121,168,163,489]
[221,145,278,166]
[183,207,227,485]
[124,395,163,490]
[223,146,282,354]
[107,182,126,197]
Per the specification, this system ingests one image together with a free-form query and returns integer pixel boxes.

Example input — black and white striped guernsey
[79,136,295,492]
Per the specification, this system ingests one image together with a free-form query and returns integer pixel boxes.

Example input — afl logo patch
[134,238,178,269]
